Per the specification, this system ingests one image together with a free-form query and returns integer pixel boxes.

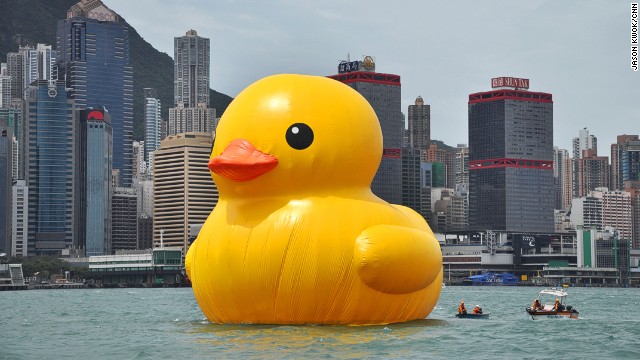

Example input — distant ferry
[463,272,520,286]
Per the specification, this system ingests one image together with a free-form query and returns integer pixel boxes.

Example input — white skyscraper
[144,88,162,165]
[11,180,28,257]
[553,147,572,210]
[572,127,598,159]
[0,72,10,108]
[22,44,57,92]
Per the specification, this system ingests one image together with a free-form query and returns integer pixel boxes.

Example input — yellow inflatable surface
[186,74,442,325]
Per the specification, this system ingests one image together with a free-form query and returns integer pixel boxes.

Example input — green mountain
[0,0,233,140]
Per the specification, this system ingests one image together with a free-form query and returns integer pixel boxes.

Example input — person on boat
[458,301,467,315]
[553,298,562,312]
[473,305,482,314]
[531,299,541,311]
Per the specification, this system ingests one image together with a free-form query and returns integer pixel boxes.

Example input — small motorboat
[526,288,579,320]
[455,312,491,319]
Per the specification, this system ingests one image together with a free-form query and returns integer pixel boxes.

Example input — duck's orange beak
[208,139,278,182]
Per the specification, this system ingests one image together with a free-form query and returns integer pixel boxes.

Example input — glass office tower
[81,108,112,256]
[26,81,77,255]
[468,82,554,233]
[328,60,404,205]
[57,1,133,187]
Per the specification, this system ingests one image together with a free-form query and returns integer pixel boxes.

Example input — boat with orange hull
[526,288,579,320]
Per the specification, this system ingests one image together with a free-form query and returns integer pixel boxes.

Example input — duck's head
[209,74,383,198]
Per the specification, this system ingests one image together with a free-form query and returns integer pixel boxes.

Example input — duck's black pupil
[286,123,314,150]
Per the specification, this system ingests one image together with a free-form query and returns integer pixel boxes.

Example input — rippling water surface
[1,286,639,359]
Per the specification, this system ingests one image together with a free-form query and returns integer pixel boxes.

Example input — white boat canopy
[538,288,568,298]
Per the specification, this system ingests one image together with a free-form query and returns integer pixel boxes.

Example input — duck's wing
[354,223,442,294]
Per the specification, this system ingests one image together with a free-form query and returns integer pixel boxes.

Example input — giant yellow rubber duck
[186,74,442,325]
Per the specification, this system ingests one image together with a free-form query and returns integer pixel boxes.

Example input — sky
[106,0,639,153]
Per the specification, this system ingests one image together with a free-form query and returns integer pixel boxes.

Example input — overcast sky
[106,0,638,153]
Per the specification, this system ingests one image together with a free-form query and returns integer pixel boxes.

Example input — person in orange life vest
[458,301,467,315]
[532,299,541,310]
[473,305,482,314]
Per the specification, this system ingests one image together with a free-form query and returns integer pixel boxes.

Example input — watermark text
[632,3,638,70]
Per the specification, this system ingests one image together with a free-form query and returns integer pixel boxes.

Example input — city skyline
[106,0,638,152]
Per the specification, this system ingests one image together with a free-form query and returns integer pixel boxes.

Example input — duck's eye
[286,123,314,150]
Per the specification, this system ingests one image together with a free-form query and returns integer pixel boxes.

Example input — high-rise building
[328,57,403,205]
[137,215,153,250]
[571,188,633,241]
[572,127,598,159]
[25,80,78,256]
[571,196,603,231]
[132,140,145,180]
[169,31,215,137]
[174,30,210,108]
[419,163,433,223]
[144,88,162,164]
[0,72,11,107]
[0,121,12,256]
[153,133,217,251]
[22,44,57,91]
[434,184,470,232]
[432,188,457,233]
[0,104,24,179]
[168,103,216,136]
[11,180,28,257]
[573,149,610,198]
[80,108,112,256]
[468,77,554,232]
[453,184,470,230]
[624,180,640,248]
[427,143,456,189]
[112,187,138,252]
[600,189,633,241]
[57,0,133,187]
[6,50,24,100]
[136,178,154,218]
[455,144,469,186]
[553,147,572,210]
[407,96,430,159]
[611,135,640,191]
[426,162,446,188]
[401,147,422,216]
[135,176,154,251]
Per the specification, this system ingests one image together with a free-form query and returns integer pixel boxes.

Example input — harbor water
[1,286,639,359]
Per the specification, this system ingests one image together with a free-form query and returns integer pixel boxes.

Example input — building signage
[362,56,375,70]
[86,110,105,121]
[67,7,118,22]
[338,60,360,74]
[87,7,118,22]
[491,77,529,89]
[515,234,550,249]
[382,148,401,159]
[338,56,376,74]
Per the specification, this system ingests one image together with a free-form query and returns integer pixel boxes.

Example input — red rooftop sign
[491,77,529,89]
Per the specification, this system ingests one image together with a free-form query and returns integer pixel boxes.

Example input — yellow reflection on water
[186,319,446,358]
